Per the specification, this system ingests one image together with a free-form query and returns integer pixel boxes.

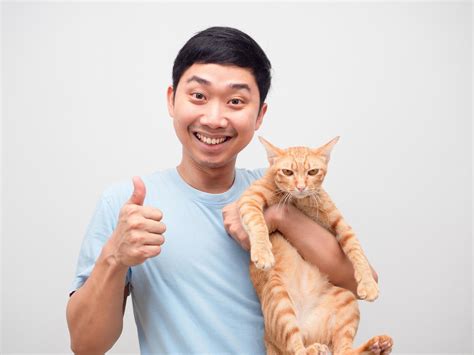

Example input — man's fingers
[238,232,250,251]
[140,245,162,258]
[128,176,146,206]
[142,206,163,221]
[142,219,166,235]
[241,239,250,251]
[140,231,165,246]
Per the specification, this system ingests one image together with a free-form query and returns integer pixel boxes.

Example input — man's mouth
[193,132,232,146]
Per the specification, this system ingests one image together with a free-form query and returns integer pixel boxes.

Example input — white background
[2,1,472,354]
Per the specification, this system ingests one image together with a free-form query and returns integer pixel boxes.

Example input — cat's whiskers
[310,193,320,220]
[315,190,322,203]
[282,192,291,209]
[275,188,286,198]
[283,192,293,207]
[276,191,293,213]
[275,189,287,212]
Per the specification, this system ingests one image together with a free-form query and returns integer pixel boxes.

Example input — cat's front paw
[251,245,275,270]
[357,278,379,301]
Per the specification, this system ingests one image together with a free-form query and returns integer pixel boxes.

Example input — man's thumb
[128,176,146,206]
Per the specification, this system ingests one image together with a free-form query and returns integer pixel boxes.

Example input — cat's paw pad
[251,246,275,270]
[367,335,393,355]
[357,278,379,301]
[306,342,330,355]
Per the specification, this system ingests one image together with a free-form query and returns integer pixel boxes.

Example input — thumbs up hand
[128,175,146,206]
[110,176,166,267]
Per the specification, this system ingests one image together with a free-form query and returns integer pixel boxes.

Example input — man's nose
[200,103,228,129]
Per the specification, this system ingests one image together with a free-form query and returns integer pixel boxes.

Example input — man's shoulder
[237,167,267,184]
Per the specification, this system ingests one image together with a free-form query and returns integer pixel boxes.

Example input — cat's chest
[293,198,332,230]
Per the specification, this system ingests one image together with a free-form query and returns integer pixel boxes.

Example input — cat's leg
[262,274,306,355]
[327,287,361,355]
[321,194,378,301]
[347,335,393,355]
[330,305,393,355]
[238,191,275,270]
[265,337,283,355]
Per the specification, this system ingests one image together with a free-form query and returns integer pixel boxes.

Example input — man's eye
[229,98,243,105]
[192,93,206,100]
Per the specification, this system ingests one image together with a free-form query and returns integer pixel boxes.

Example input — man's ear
[167,86,175,118]
[254,103,268,131]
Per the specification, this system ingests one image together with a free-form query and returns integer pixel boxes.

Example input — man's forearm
[66,239,129,354]
[267,205,378,297]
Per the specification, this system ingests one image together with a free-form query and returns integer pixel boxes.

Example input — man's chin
[186,147,239,171]
[193,153,237,171]
[199,159,232,170]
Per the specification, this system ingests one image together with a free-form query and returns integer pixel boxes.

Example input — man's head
[172,26,272,111]
[167,27,272,172]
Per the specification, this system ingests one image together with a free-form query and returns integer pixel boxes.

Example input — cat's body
[238,138,393,355]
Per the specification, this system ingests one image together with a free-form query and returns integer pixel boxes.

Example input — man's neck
[177,157,236,194]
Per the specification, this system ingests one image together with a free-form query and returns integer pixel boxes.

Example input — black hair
[172,26,272,109]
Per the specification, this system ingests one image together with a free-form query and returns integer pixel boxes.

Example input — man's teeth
[196,133,227,145]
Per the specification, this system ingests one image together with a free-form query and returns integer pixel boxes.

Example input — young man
[67,27,377,354]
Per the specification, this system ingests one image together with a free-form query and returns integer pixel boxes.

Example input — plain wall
[2,1,472,354]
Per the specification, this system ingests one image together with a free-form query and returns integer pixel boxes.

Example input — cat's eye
[307,169,319,176]
[281,169,293,176]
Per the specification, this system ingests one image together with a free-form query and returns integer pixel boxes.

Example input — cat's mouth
[291,190,315,199]
[292,192,309,199]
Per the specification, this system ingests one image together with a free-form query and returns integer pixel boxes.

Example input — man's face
[167,63,267,171]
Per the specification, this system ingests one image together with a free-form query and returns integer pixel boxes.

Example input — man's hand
[109,176,166,267]
[222,201,277,251]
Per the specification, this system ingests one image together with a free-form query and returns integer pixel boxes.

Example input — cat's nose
[297,186,305,192]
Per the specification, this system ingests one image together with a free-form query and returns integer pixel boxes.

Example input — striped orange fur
[238,137,393,355]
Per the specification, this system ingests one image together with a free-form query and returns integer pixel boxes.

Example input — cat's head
[259,136,339,199]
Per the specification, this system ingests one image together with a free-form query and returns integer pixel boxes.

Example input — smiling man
[66,27,377,354]
[170,62,267,193]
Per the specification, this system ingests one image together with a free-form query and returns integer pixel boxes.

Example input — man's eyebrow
[229,83,251,92]
[186,76,251,92]
[186,75,211,85]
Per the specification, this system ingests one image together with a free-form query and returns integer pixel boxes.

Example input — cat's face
[273,148,328,198]
[260,137,339,199]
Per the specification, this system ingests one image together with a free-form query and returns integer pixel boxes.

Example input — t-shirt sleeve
[69,192,130,296]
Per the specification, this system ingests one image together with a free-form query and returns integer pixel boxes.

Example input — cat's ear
[258,136,284,165]
[316,136,340,162]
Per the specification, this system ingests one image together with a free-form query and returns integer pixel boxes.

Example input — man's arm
[67,177,165,353]
[67,240,129,354]
[267,204,378,297]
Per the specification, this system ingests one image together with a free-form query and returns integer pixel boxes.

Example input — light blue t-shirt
[70,167,266,354]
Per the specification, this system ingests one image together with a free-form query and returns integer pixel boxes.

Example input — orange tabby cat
[238,137,393,355]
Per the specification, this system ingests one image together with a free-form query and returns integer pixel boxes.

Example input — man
[66,26,377,354]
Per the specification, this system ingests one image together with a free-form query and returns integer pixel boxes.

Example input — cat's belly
[272,234,336,345]
[289,265,335,344]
